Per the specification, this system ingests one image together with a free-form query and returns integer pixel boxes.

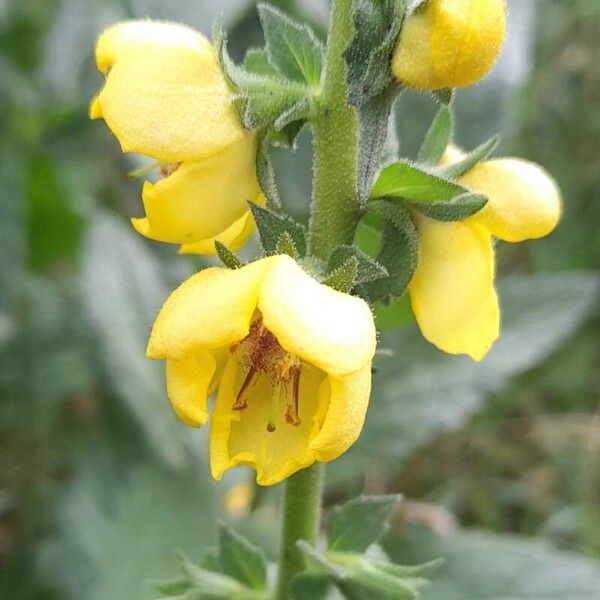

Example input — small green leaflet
[417,105,454,165]
[327,495,401,553]
[218,524,267,591]
[437,135,500,179]
[214,241,244,269]
[371,160,467,202]
[415,192,488,222]
[258,3,324,87]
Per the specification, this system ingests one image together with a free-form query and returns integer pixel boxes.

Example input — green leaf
[358,203,418,303]
[149,576,191,595]
[371,160,467,201]
[331,273,600,485]
[417,105,454,164]
[216,27,309,129]
[218,525,267,590]
[289,573,338,600]
[248,202,307,257]
[322,256,359,293]
[256,133,281,208]
[327,245,388,286]
[413,192,487,221]
[37,459,217,600]
[357,84,401,203]
[383,525,600,600]
[243,47,280,77]
[258,3,324,86]
[328,495,401,552]
[81,212,191,468]
[179,552,245,597]
[437,135,500,179]
[215,241,244,269]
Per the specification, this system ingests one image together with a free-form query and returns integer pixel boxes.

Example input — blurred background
[1,0,599,598]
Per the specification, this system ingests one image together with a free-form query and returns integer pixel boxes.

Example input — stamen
[233,367,257,411]
[267,382,281,433]
[127,160,160,181]
[285,368,301,427]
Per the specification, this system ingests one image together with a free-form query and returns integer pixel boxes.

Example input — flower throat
[230,319,302,432]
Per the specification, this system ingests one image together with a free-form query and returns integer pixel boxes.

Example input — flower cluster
[90,2,560,486]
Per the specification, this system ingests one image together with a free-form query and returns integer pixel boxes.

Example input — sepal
[358,201,418,304]
[215,241,245,270]
[248,202,307,257]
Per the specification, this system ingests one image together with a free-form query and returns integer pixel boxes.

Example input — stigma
[230,319,302,432]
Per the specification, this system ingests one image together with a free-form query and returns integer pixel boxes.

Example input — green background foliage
[0,0,599,598]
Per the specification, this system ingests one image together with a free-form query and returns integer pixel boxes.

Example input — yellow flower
[90,20,261,253]
[147,255,377,486]
[409,147,562,360]
[392,0,506,90]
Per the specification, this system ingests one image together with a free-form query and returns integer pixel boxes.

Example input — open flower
[90,20,261,254]
[409,147,562,360]
[392,0,506,90]
[147,255,377,486]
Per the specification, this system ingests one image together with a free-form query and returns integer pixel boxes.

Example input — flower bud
[392,0,507,90]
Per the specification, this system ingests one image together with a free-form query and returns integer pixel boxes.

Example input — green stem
[274,464,324,599]
[274,2,358,598]
[309,0,360,260]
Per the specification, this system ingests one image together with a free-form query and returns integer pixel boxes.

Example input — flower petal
[258,255,377,376]
[166,350,215,427]
[460,158,562,243]
[409,216,499,361]
[131,134,259,245]
[210,359,327,486]
[147,257,276,359]
[309,363,372,462]
[179,211,256,256]
[179,194,265,256]
[93,20,243,162]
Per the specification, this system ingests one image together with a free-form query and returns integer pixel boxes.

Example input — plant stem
[274,464,324,599]
[309,0,360,260]
[274,2,358,598]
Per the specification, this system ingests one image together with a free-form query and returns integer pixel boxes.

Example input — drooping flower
[409,147,562,360]
[392,0,507,90]
[90,20,261,255]
[147,255,377,486]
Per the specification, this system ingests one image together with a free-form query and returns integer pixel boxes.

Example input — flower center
[230,319,302,432]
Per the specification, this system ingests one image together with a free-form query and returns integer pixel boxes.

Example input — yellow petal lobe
[460,158,562,243]
[93,20,243,162]
[409,216,499,361]
[392,0,506,90]
[147,258,276,360]
[131,134,259,245]
[258,255,377,376]
[166,350,215,427]
[309,363,372,462]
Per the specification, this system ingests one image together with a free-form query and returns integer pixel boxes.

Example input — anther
[285,368,301,427]
[233,367,257,411]
[267,382,281,433]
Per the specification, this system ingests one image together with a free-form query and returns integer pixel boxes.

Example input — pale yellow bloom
[147,255,376,486]
[409,147,562,360]
[90,20,261,253]
[392,0,506,90]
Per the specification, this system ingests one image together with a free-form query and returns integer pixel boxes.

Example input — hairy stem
[274,464,324,599]
[309,0,360,260]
